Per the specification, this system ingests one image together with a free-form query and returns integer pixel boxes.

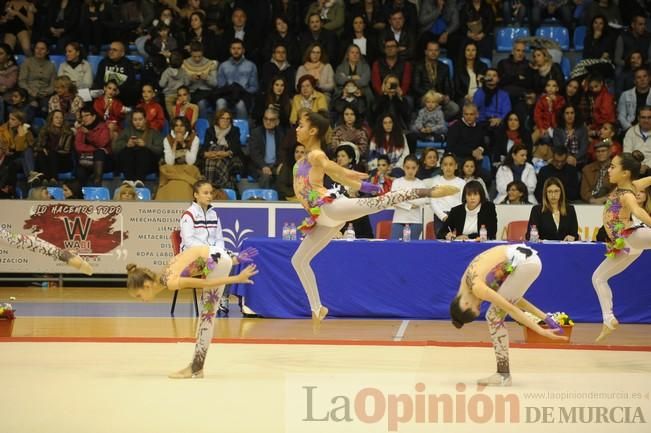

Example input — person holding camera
[473,68,511,131]
[373,74,409,130]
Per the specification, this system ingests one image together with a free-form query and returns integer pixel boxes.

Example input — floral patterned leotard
[603,188,640,258]
[293,156,335,232]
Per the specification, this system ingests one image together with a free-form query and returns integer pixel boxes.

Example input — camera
[389,82,398,90]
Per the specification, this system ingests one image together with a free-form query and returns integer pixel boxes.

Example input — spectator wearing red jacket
[75,104,111,186]
[533,78,565,143]
[137,84,166,132]
[92,80,127,142]
[371,38,412,97]
[586,75,616,136]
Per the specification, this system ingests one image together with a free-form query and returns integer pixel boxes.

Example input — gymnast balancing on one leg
[126,245,258,378]
[291,111,460,323]
[0,227,93,275]
[592,151,651,342]
[450,244,568,386]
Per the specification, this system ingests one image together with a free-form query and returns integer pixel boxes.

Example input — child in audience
[412,91,447,142]
[93,80,128,142]
[391,155,428,240]
[428,153,465,232]
[173,85,199,128]
[159,51,189,119]
[369,154,393,193]
[417,148,441,179]
[137,83,166,132]
[533,79,565,144]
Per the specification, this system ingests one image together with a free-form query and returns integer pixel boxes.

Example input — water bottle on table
[289,223,297,240]
[529,225,539,243]
[402,224,411,242]
[344,223,356,240]
[282,222,289,240]
[479,224,487,242]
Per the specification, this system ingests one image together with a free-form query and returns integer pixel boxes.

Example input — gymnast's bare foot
[168,364,204,379]
[595,317,619,343]
[430,185,460,198]
[312,306,328,322]
[67,254,93,276]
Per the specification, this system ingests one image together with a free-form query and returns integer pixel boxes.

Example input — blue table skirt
[232,239,651,323]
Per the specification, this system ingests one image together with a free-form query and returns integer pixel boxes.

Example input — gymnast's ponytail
[126,263,156,290]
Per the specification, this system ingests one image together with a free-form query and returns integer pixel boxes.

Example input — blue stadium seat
[126,54,145,66]
[82,187,111,201]
[536,26,570,50]
[560,57,571,79]
[135,187,151,200]
[46,187,65,200]
[57,172,74,180]
[480,57,492,69]
[241,188,278,201]
[194,118,210,145]
[481,156,491,174]
[233,119,249,146]
[222,188,237,200]
[32,117,46,130]
[496,27,530,52]
[49,55,66,72]
[161,119,170,137]
[439,57,454,79]
[573,26,586,51]
[87,55,103,76]
[15,186,24,199]
[14,54,25,65]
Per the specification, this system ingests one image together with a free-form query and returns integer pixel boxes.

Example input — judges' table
[232,238,651,323]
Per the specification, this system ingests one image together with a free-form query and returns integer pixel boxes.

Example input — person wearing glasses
[623,106,651,177]
[200,109,244,191]
[249,108,285,189]
[526,176,579,241]
[91,40,138,106]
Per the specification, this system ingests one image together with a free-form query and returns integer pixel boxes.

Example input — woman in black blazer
[526,177,579,241]
[439,181,498,240]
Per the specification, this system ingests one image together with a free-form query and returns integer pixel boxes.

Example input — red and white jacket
[180,202,226,254]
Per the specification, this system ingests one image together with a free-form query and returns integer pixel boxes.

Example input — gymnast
[450,244,568,386]
[126,245,258,378]
[0,228,93,275]
[291,110,459,323]
[592,151,651,342]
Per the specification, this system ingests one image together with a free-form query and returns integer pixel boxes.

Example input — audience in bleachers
[0,0,647,211]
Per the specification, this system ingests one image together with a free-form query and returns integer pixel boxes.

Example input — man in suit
[377,9,416,60]
[248,108,285,189]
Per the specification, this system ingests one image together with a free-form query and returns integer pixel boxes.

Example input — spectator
[383,0,418,29]
[48,76,84,126]
[249,108,285,189]
[459,0,495,60]
[0,141,16,198]
[18,40,55,116]
[618,67,651,132]
[75,104,111,186]
[58,42,93,91]
[145,22,178,61]
[439,180,497,240]
[115,182,137,201]
[305,0,345,35]
[416,147,441,180]
[460,156,489,197]
[113,107,163,183]
[535,145,579,202]
[447,103,486,163]
[299,13,338,63]
[533,79,565,143]
[454,41,487,106]
[157,116,201,201]
[332,105,368,158]
[501,0,526,27]
[137,83,166,132]
[173,85,199,128]
[367,113,409,174]
[185,11,220,61]
[418,0,460,49]
[412,40,458,119]
[220,7,260,63]
[473,68,512,130]
[6,87,35,124]
[61,178,81,199]
[376,9,415,60]
[33,110,74,184]
[335,44,372,103]
[216,39,259,119]
[44,0,80,54]
[159,51,190,119]
[370,154,394,193]
[275,142,305,200]
[289,75,327,125]
[0,0,35,56]
[587,121,622,161]
[255,76,292,129]
[260,42,296,96]
[349,0,386,33]
[0,110,34,180]
[390,155,427,240]
[408,90,447,152]
[615,50,644,97]
[79,0,110,55]
[263,15,301,67]
[552,105,589,168]
[530,0,573,34]
[373,73,409,130]
[332,79,368,121]
[526,176,579,241]
[428,152,465,231]
[28,185,52,200]
[585,74,616,135]
[497,41,530,115]
[500,180,530,204]
[370,38,412,98]
[182,41,218,119]
[583,15,617,61]
[623,105,651,176]
[341,13,379,64]
[295,42,335,97]
[199,109,244,190]
[581,140,614,204]
[493,111,533,165]
[495,144,537,204]
[0,43,18,108]
[92,41,138,106]
[92,79,127,142]
[614,14,650,68]
[563,78,584,107]
[528,47,565,96]
[585,0,622,27]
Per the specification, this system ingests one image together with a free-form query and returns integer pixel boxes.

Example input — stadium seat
[480,57,492,69]
[233,119,249,145]
[126,54,145,66]
[49,55,66,72]
[439,57,454,79]
[194,118,210,145]
[241,188,278,201]
[82,186,110,201]
[573,25,586,51]
[87,55,103,76]
[15,186,24,199]
[222,188,237,200]
[560,57,571,79]
[506,220,529,241]
[375,220,392,240]
[46,187,65,200]
[161,119,170,137]
[32,117,46,130]
[536,26,570,50]
[135,187,152,200]
[496,27,530,52]
[14,54,25,65]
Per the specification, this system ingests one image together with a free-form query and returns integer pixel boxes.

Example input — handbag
[79,153,94,167]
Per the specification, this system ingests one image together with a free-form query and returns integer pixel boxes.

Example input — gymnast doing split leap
[592,151,651,342]
[450,244,568,386]
[291,110,459,323]
[126,245,258,378]
[0,227,93,275]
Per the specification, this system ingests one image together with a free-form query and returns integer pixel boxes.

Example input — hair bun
[632,150,645,163]
[451,319,464,329]
[126,263,138,273]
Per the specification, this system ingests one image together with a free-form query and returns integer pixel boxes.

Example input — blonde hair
[53,75,78,95]
[125,263,157,291]
[422,90,443,106]
[117,184,137,201]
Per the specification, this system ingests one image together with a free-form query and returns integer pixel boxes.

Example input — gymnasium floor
[1,286,650,433]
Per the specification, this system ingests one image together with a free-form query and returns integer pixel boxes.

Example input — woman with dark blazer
[526,177,579,241]
[438,180,498,240]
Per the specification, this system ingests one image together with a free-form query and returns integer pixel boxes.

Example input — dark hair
[377,154,391,165]
[12,87,28,100]
[189,41,204,53]
[588,14,609,37]
[230,38,244,48]
[503,180,529,204]
[79,102,96,117]
[65,41,85,59]
[462,180,487,204]
[403,154,419,166]
[338,103,361,127]
[457,41,482,73]
[336,144,357,165]
[126,263,157,291]
[265,75,290,112]
[552,145,569,157]
[460,157,480,178]
[372,113,405,151]
[440,152,457,165]
[296,74,318,93]
[305,110,330,144]
[618,152,645,179]
[556,104,583,129]
[502,143,528,169]
[638,105,651,118]
[192,180,213,201]
[302,42,328,64]
[172,115,192,132]
[450,295,479,329]
[169,50,184,68]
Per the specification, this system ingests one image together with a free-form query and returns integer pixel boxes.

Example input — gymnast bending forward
[126,245,258,378]
[450,244,568,386]
[291,111,459,323]
[592,151,651,342]
[0,228,92,275]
